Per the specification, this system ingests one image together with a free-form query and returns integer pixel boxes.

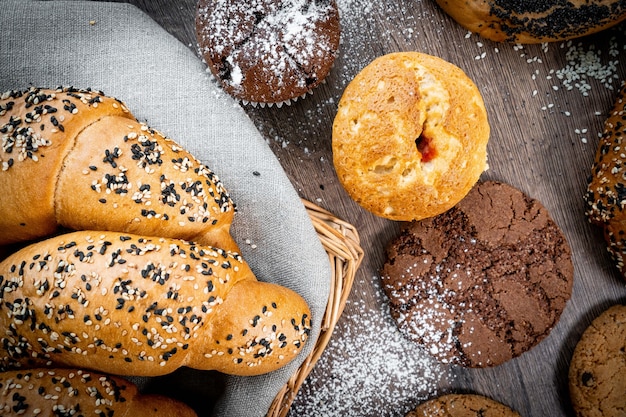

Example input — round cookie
[332,52,489,221]
[435,0,626,44]
[407,394,521,417]
[196,0,340,105]
[569,304,626,417]
[381,181,574,367]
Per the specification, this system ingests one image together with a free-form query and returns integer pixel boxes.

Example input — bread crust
[332,52,489,221]
[0,368,198,417]
[0,88,133,243]
[585,84,626,279]
[435,0,626,43]
[0,87,237,251]
[0,231,311,377]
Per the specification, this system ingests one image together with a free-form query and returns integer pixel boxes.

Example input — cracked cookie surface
[196,0,340,104]
[569,304,626,417]
[381,181,574,367]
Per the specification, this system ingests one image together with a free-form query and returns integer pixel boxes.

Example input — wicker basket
[267,199,364,417]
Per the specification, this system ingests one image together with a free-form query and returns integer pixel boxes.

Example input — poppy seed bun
[435,0,626,44]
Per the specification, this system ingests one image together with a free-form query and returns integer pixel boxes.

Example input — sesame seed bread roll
[0,231,312,377]
[0,87,237,252]
[585,83,626,279]
[0,87,133,244]
[0,368,197,417]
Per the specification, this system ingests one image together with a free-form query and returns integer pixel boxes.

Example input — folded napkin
[0,1,331,416]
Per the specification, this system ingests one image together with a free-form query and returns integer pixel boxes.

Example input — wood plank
[92,1,626,415]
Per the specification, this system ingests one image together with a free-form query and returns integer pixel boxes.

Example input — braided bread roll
[0,87,237,252]
[0,230,311,376]
[0,368,197,417]
[585,84,626,278]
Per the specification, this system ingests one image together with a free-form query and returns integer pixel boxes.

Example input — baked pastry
[569,304,626,417]
[195,0,340,105]
[0,230,311,377]
[381,181,574,367]
[435,0,626,43]
[0,87,238,252]
[407,394,521,417]
[332,52,489,221]
[0,368,197,417]
[585,83,626,279]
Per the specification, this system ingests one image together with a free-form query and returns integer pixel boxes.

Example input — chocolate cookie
[569,304,626,417]
[381,181,574,367]
[196,0,340,105]
[407,394,521,417]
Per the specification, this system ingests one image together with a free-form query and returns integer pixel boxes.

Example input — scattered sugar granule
[289,279,450,417]
[555,38,622,95]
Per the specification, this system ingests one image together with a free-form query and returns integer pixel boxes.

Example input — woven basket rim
[266,199,364,417]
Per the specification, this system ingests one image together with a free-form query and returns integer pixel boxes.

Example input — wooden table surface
[97,1,626,416]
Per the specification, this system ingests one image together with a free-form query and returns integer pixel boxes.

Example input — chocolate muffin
[381,181,574,367]
[196,0,340,105]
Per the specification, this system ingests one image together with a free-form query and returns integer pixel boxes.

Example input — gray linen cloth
[0,1,331,416]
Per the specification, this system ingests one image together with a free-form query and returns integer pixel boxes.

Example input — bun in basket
[435,0,626,44]
[332,52,489,221]
[0,230,311,377]
[0,87,237,252]
[0,368,197,417]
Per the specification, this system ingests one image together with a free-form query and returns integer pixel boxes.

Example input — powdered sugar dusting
[388,264,469,363]
[197,0,339,103]
[288,278,450,417]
